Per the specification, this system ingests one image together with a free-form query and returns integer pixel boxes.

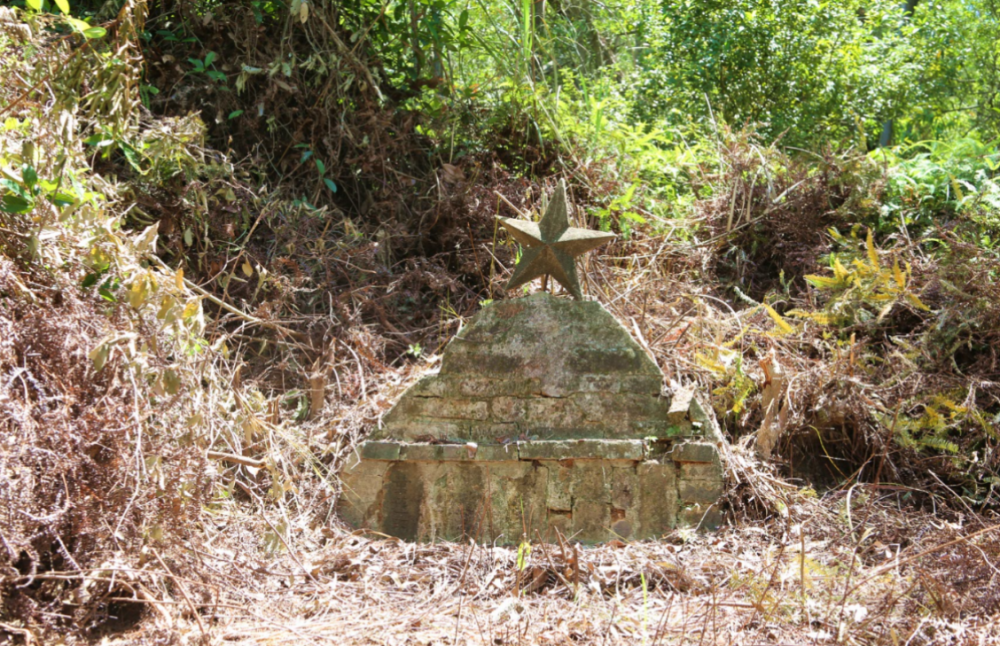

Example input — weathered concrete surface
[338,293,725,543]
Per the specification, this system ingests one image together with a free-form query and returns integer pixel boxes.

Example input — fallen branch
[207,450,266,469]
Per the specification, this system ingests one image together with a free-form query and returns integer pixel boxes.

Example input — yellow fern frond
[763,304,794,335]
[786,309,844,326]
[949,174,964,201]
[905,293,932,312]
[892,259,906,290]
[866,228,879,269]
[805,274,844,290]
[833,258,850,280]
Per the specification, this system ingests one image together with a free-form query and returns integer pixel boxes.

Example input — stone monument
[338,182,724,543]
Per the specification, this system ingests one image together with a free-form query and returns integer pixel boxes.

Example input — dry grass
[79,484,999,645]
[2,4,1000,645]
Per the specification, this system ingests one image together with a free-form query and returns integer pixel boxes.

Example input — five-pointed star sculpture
[499,180,616,300]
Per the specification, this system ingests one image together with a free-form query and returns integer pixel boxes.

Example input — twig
[494,191,531,219]
[148,256,306,341]
[152,550,208,639]
[848,523,1000,595]
[207,450,266,469]
[0,622,35,644]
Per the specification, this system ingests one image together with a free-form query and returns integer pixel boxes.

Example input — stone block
[527,398,585,427]
[576,374,662,395]
[402,443,477,461]
[337,458,391,528]
[408,375,448,397]
[483,461,547,543]
[492,397,528,421]
[667,386,695,424]
[375,420,468,442]
[381,462,426,541]
[529,425,607,440]
[467,423,519,442]
[638,461,677,538]
[425,463,490,540]
[611,466,637,509]
[476,444,518,461]
[680,462,721,480]
[398,397,489,421]
[678,479,724,505]
[546,464,573,511]
[518,439,644,461]
[572,501,611,540]
[571,462,611,503]
[359,441,401,461]
[545,509,574,540]
[671,441,719,464]
[567,346,648,375]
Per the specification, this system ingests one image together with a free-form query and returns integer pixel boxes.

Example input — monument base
[339,433,723,543]
[336,293,726,544]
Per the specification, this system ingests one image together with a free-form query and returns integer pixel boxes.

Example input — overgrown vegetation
[1,0,998,643]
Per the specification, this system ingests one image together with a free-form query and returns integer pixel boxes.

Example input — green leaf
[204,51,217,67]
[314,158,326,175]
[50,192,77,207]
[55,0,70,14]
[83,27,107,39]
[228,110,244,119]
[67,17,90,32]
[81,273,100,289]
[22,164,38,190]
[1,180,33,214]
[323,178,338,193]
[120,142,144,172]
[1,194,33,214]
[26,0,42,11]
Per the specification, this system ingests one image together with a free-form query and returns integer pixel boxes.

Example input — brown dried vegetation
[1,2,998,644]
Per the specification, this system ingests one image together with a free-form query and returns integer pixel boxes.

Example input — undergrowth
[0,1,998,644]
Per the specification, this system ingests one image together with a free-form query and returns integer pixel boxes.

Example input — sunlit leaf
[128,276,150,309]
[905,293,932,312]
[892,260,906,289]
[182,300,200,319]
[763,304,794,335]
[90,342,110,371]
[866,229,879,269]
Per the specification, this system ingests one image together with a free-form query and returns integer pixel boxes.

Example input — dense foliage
[1,0,999,641]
